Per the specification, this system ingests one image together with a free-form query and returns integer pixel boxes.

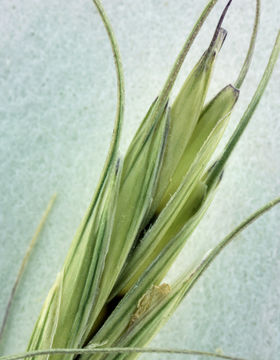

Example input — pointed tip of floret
[209,0,232,50]
[228,84,240,94]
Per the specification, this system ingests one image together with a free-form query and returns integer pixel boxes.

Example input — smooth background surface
[0,0,279,359]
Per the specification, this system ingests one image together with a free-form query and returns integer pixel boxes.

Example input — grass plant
[0,0,279,359]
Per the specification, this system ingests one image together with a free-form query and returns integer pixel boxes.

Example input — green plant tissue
[0,0,279,359]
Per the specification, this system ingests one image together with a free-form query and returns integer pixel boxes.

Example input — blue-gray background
[0,0,279,359]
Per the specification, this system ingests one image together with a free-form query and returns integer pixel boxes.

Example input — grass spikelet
[1,0,279,360]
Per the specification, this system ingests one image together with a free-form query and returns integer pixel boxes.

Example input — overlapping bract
[29,24,237,357]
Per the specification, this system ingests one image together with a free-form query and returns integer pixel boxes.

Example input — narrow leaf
[0,194,56,342]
